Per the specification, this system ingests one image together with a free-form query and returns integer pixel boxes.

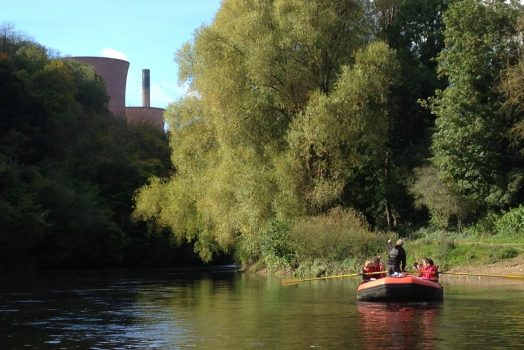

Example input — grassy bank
[407,234,524,272]
[268,232,524,279]
[243,206,524,278]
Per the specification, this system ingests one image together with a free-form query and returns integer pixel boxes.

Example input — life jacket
[362,266,374,281]
[374,262,386,278]
[419,265,439,281]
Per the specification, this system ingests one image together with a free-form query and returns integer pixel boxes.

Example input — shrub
[463,212,499,238]
[495,206,524,238]
[235,231,264,268]
[260,220,296,273]
[489,247,519,263]
[289,207,388,262]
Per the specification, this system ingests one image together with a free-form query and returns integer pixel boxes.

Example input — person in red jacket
[373,256,386,278]
[414,257,439,282]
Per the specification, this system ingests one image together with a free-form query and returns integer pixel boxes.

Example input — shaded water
[1,267,524,349]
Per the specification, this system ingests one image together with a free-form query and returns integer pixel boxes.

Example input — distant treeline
[132,0,524,273]
[0,25,208,271]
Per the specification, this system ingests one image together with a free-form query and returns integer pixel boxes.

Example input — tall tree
[134,0,372,260]
[498,11,524,205]
[277,42,400,224]
[429,0,522,215]
[345,0,448,229]
[1,27,173,270]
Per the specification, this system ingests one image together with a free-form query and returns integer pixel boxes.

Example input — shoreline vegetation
[243,206,524,280]
[3,0,524,273]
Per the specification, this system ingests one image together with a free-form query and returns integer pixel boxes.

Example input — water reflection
[3,270,524,349]
[358,302,442,350]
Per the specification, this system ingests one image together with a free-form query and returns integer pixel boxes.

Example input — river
[1,267,524,349]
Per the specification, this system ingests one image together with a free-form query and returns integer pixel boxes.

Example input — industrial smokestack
[142,69,150,107]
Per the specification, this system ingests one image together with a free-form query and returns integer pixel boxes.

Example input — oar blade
[503,274,524,280]
[280,272,369,285]
[281,279,301,285]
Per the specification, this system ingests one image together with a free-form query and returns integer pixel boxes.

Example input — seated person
[373,256,386,278]
[414,257,439,282]
[362,260,375,281]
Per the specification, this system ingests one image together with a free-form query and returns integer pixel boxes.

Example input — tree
[498,11,524,205]
[371,0,449,228]
[0,27,173,270]
[429,0,522,215]
[277,41,400,226]
[134,0,372,260]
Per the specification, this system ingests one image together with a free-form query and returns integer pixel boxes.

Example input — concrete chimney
[142,69,150,107]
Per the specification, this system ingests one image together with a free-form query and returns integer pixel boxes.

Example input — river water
[1,267,524,349]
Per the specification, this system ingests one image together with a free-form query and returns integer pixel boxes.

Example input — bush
[235,220,297,273]
[235,232,264,268]
[495,206,524,238]
[260,220,296,273]
[289,207,388,262]
[489,247,519,263]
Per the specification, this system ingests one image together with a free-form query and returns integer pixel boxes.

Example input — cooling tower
[125,107,165,129]
[67,56,129,117]
[125,68,165,129]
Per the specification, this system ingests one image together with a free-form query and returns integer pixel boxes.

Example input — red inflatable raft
[357,275,443,302]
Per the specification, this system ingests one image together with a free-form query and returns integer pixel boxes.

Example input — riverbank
[446,255,524,275]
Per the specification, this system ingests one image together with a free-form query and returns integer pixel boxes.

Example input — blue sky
[1,0,222,109]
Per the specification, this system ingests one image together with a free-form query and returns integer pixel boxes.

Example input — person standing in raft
[387,239,406,276]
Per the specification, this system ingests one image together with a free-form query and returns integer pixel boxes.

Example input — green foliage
[408,225,524,271]
[495,205,524,238]
[498,12,524,203]
[0,156,45,270]
[136,0,379,261]
[136,1,524,271]
[278,41,400,218]
[462,212,500,238]
[491,247,519,261]
[429,0,522,212]
[411,165,473,229]
[409,229,456,269]
[0,27,174,270]
[289,207,387,262]
[4,0,524,272]
[258,220,297,274]
[293,259,331,279]
[443,243,519,267]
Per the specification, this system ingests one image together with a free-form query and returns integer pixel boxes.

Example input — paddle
[281,270,387,285]
[440,271,524,280]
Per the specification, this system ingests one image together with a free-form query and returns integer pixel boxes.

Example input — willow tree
[429,0,522,217]
[134,0,374,261]
[276,42,400,225]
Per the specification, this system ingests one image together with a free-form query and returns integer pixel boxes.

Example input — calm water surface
[1,267,524,349]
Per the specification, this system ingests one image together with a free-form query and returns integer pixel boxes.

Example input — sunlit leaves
[280,42,399,213]
[135,0,372,260]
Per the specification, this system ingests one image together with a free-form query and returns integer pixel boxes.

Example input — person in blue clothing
[386,238,406,276]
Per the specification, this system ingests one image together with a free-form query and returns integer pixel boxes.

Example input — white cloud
[101,48,128,61]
